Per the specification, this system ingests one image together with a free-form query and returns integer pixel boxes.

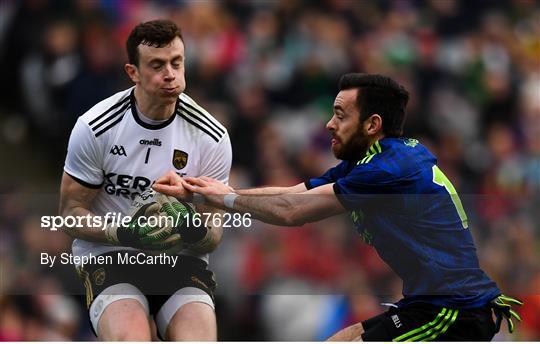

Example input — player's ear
[124,63,140,83]
[365,114,382,135]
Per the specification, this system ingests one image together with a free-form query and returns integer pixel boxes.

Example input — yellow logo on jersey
[173,150,189,169]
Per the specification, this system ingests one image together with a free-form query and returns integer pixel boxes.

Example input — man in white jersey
[59,19,232,341]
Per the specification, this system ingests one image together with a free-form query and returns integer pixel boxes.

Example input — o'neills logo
[139,138,162,146]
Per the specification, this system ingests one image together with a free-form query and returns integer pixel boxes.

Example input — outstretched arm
[153,175,345,226]
[226,183,343,226]
[235,182,307,196]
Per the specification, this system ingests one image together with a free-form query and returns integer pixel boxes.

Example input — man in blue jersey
[153,73,522,341]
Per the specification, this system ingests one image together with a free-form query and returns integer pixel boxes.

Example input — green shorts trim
[392,308,459,342]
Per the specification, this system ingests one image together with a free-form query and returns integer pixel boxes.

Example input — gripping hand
[105,194,182,251]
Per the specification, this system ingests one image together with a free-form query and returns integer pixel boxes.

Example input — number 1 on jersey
[432,165,468,229]
[144,148,151,164]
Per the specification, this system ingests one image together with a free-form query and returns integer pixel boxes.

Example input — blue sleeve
[333,163,397,210]
[306,161,351,189]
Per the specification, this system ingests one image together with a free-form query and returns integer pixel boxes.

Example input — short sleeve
[198,134,232,184]
[63,119,104,188]
[306,161,352,189]
[333,163,396,210]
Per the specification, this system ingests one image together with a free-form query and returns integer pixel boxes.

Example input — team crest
[93,268,106,286]
[404,138,419,147]
[173,150,189,170]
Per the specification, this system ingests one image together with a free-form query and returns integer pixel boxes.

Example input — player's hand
[490,294,523,333]
[153,171,192,200]
[104,194,181,250]
[182,176,234,196]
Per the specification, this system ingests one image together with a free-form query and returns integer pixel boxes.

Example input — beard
[332,128,370,161]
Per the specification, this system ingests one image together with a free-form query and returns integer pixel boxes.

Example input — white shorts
[89,283,214,339]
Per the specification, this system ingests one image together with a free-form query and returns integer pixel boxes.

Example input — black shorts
[361,303,496,341]
[75,250,217,315]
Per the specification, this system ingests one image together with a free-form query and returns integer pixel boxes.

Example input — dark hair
[338,73,409,137]
[126,19,183,66]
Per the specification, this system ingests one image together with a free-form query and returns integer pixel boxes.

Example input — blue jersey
[307,137,500,308]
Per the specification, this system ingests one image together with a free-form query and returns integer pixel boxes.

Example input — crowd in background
[0,0,539,340]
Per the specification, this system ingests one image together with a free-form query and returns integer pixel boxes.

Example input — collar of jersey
[357,140,383,165]
[366,140,383,156]
[130,89,179,130]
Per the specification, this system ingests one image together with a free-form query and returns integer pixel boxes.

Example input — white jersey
[64,87,232,264]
